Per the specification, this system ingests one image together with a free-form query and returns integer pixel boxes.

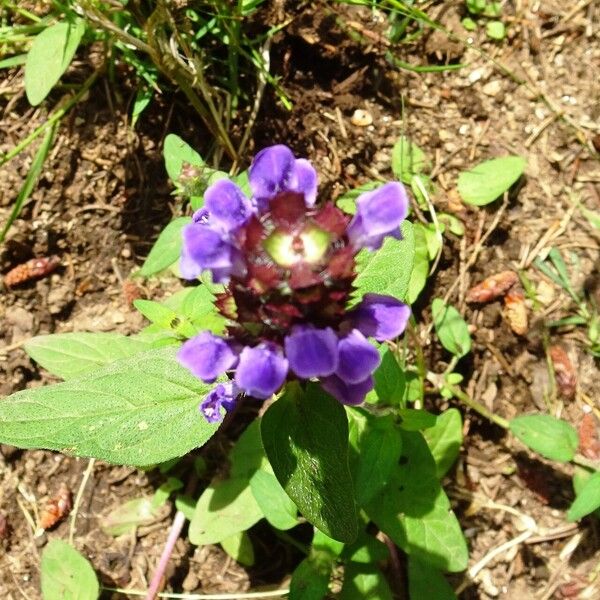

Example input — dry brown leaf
[466,270,519,304]
[39,482,72,530]
[549,345,577,400]
[504,289,528,335]
[4,256,61,287]
[578,410,600,460]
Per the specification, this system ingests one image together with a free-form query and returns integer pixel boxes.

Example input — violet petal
[180,222,234,280]
[336,329,381,384]
[249,145,295,202]
[321,374,374,406]
[351,293,411,342]
[284,325,339,379]
[199,382,239,423]
[205,179,252,232]
[288,158,318,207]
[177,331,238,383]
[235,342,289,399]
[347,182,409,250]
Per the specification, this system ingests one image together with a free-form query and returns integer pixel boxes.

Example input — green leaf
[353,221,415,304]
[137,217,191,277]
[347,409,403,507]
[457,156,526,206]
[486,20,506,40]
[509,414,578,462]
[163,134,204,182]
[182,285,227,333]
[461,17,477,31]
[250,468,298,530]
[289,556,331,600]
[340,563,393,600]
[335,181,380,215]
[41,540,99,600]
[423,408,463,478]
[189,477,263,545]
[567,471,600,521]
[25,19,85,106]
[0,347,220,465]
[131,87,153,128]
[152,477,183,509]
[229,419,267,478]
[24,332,151,380]
[261,383,358,543]
[408,556,457,600]
[432,298,472,358]
[392,136,429,184]
[366,430,468,572]
[372,347,406,406]
[406,222,430,304]
[398,408,437,431]
[220,531,255,566]
[342,532,389,564]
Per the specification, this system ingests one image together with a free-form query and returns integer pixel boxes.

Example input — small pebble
[350,109,373,127]
[482,80,502,97]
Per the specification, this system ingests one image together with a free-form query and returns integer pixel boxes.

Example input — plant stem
[144,475,198,600]
[446,384,510,430]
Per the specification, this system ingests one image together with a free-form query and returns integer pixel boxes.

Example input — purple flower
[200,382,239,423]
[249,145,318,208]
[336,329,381,384]
[235,343,289,399]
[178,332,238,383]
[321,374,375,406]
[351,293,411,342]
[285,325,339,379]
[176,144,415,421]
[347,182,409,250]
[204,179,253,232]
[180,222,236,280]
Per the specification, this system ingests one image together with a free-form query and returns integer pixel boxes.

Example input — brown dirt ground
[1,1,599,598]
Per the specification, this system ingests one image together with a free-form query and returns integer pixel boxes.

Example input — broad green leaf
[423,408,463,478]
[340,563,393,600]
[182,285,227,333]
[101,498,163,536]
[347,409,402,507]
[342,532,389,564]
[406,223,429,304]
[353,221,415,304]
[366,431,468,572]
[220,531,255,566]
[25,19,85,106]
[335,181,380,215]
[24,332,151,380]
[189,477,263,545]
[408,556,457,600]
[163,134,204,182]
[41,540,99,600]
[250,468,298,530]
[372,347,406,406]
[134,299,179,328]
[229,419,267,477]
[392,136,429,184]
[289,556,331,600]
[432,298,472,358]
[0,347,219,465]
[261,383,358,543]
[457,156,526,206]
[138,217,191,277]
[509,414,578,462]
[568,471,600,521]
[398,408,437,431]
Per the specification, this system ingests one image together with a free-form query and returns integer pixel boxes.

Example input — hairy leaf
[510,414,578,462]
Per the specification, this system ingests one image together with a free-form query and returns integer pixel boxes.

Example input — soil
[1,0,599,598]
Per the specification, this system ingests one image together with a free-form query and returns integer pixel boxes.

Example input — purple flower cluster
[177,145,411,422]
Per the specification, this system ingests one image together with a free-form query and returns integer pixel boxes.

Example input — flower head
[178,145,411,421]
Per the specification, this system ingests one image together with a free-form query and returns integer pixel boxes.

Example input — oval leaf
[457,156,526,206]
[261,383,358,543]
[352,221,415,304]
[138,216,191,277]
[24,332,151,380]
[568,471,600,522]
[509,414,578,462]
[163,134,204,182]
[41,540,99,600]
[25,19,85,106]
[432,298,472,358]
[0,347,219,465]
